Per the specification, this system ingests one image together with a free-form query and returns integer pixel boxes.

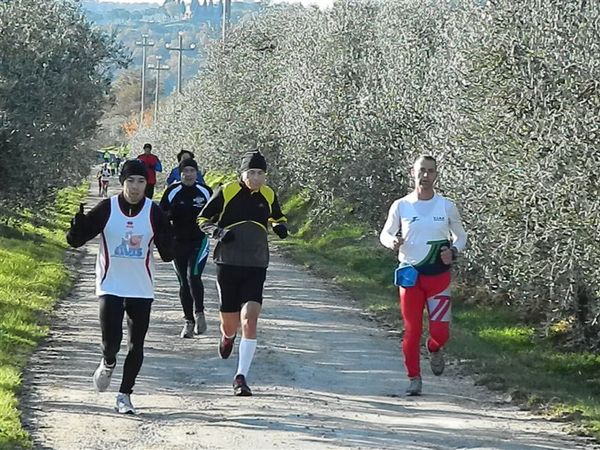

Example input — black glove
[70,203,87,228]
[273,224,288,239]
[213,227,234,243]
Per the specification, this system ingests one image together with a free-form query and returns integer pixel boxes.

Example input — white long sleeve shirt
[380,191,467,275]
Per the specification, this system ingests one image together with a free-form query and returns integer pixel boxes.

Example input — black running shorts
[216,264,267,313]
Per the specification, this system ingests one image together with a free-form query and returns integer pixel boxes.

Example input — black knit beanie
[239,151,267,172]
[176,150,195,162]
[119,160,148,184]
[179,158,198,172]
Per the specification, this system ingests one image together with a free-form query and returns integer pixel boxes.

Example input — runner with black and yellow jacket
[198,151,287,397]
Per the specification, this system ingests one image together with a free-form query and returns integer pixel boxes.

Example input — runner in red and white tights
[380,155,467,396]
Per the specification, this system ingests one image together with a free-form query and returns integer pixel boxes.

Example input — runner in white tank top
[67,160,174,414]
[96,195,155,299]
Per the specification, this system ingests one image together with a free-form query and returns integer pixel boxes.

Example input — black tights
[173,240,208,321]
[99,295,152,394]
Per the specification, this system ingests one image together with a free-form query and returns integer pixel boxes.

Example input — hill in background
[82,0,263,93]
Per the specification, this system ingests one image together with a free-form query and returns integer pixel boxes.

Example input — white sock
[236,338,257,377]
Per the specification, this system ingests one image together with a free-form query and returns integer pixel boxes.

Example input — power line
[135,34,155,128]
[147,56,170,123]
[165,32,196,95]
[221,0,231,42]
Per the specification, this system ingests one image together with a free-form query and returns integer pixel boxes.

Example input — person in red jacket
[137,143,162,199]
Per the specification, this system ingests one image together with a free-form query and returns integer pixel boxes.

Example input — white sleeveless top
[96,196,155,298]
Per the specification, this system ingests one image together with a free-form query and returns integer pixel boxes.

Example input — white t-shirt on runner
[380,191,467,273]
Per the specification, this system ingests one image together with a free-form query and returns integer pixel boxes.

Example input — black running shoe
[233,374,252,397]
[218,334,236,359]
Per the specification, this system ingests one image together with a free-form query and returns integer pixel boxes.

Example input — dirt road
[19,184,596,449]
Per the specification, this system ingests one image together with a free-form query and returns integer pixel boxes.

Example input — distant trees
[163,0,186,19]
[0,0,129,205]
[191,0,202,16]
[110,70,155,119]
[110,8,132,22]
[80,1,261,98]
[96,70,156,148]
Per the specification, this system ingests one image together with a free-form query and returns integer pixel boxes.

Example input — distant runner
[97,164,111,198]
[137,143,162,199]
[166,150,205,186]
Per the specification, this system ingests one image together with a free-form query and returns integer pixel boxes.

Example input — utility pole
[221,0,231,42]
[165,32,196,95]
[147,56,170,123]
[135,34,155,128]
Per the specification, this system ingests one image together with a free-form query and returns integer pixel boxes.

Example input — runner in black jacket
[159,158,213,338]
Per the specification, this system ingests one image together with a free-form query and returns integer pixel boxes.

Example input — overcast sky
[97,0,334,8]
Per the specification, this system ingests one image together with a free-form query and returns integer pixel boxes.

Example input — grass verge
[277,190,600,440]
[0,185,88,449]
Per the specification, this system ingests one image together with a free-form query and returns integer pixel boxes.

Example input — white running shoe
[194,312,207,335]
[115,393,136,414]
[93,358,116,392]
[429,349,445,376]
[180,320,194,338]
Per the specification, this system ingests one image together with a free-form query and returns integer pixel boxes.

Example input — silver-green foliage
[132,0,600,344]
[0,0,128,204]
